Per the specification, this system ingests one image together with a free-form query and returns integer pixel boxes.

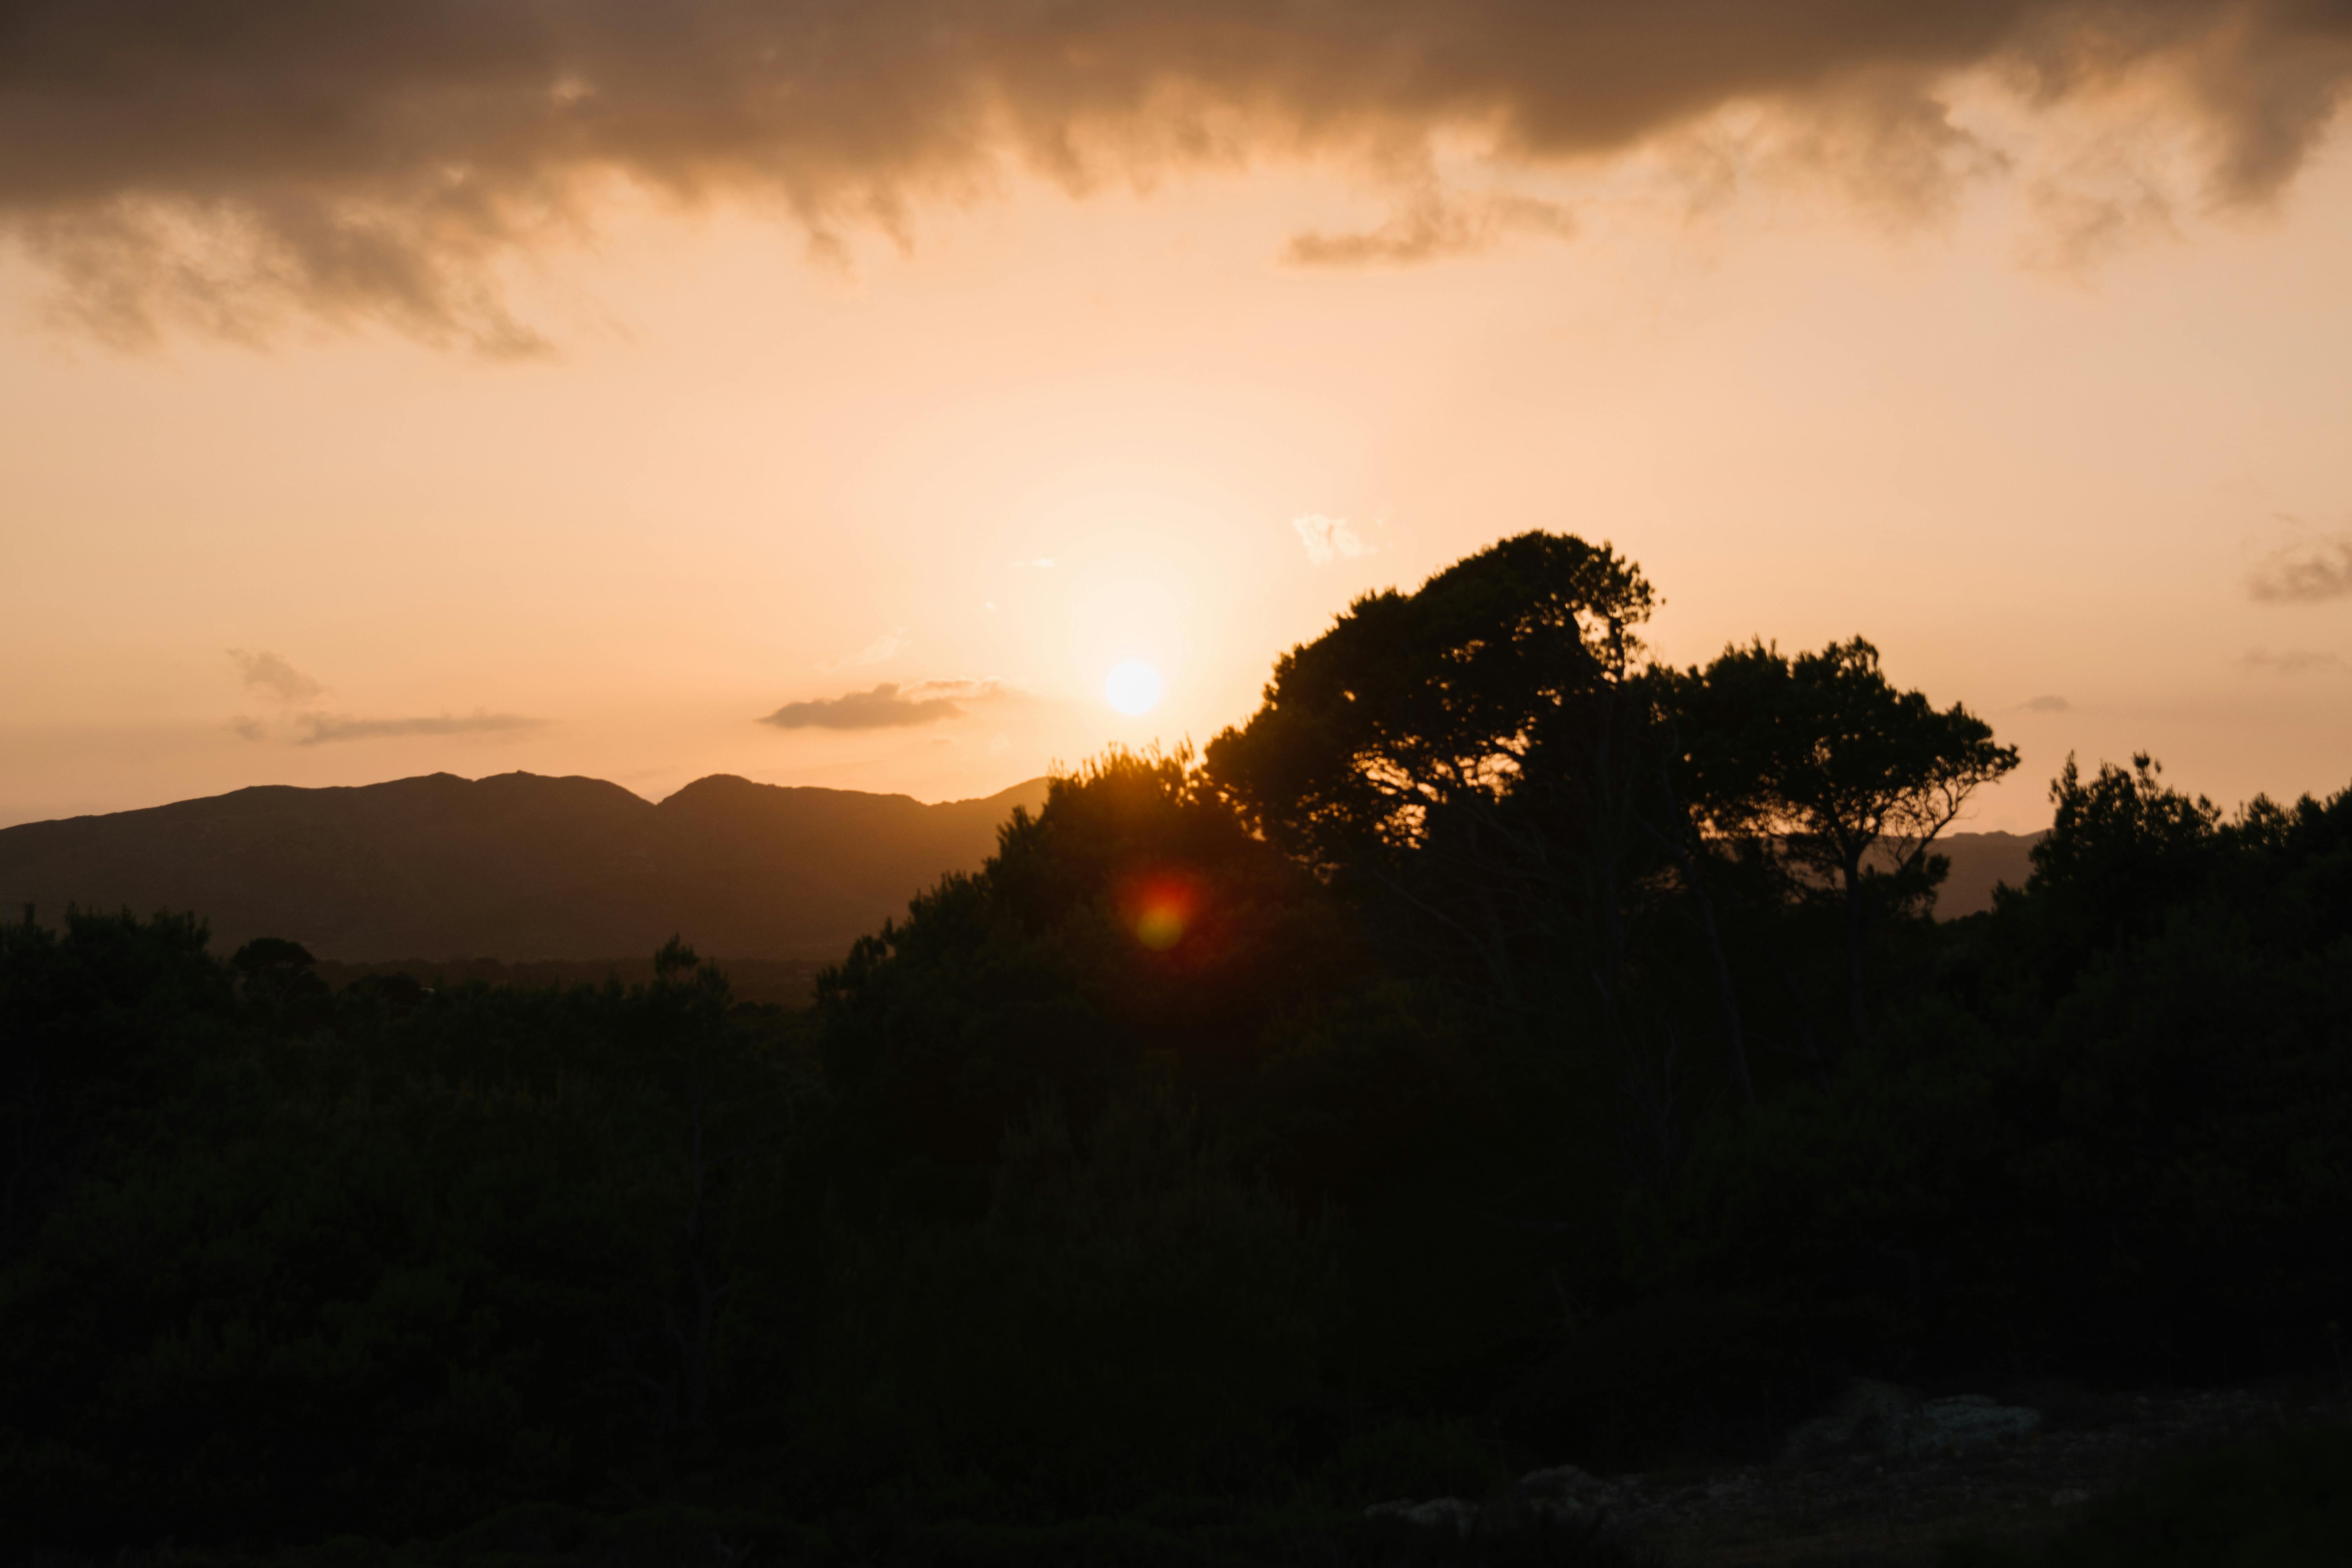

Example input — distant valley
[0,771,1048,965]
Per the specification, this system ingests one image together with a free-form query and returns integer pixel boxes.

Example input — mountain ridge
[0,770,1049,962]
[0,773,2043,962]
[1929,829,2047,920]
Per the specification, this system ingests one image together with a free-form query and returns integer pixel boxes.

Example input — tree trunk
[1646,823,1752,1104]
[667,1092,727,1434]
[1686,863,1753,1105]
[1774,958,1832,1090]
[1842,848,1870,1052]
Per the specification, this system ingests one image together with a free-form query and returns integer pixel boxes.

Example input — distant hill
[0,771,1049,962]
[0,773,2034,961]
[1929,830,2044,918]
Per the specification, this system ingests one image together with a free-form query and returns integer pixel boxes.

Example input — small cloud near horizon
[228,648,326,705]
[759,678,1015,731]
[2248,532,2352,604]
[1292,514,1371,566]
[229,716,269,742]
[2020,694,2071,713]
[2242,647,2347,675]
[294,711,549,745]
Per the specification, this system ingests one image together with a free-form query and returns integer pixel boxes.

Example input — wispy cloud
[293,711,550,745]
[2020,694,2071,713]
[822,625,908,671]
[2249,532,2352,604]
[227,648,326,705]
[1292,514,1371,566]
[758,678,1015,731]
[2243,647,2346,675]
[1013,558,1055,570]
[1287,190,1576,267]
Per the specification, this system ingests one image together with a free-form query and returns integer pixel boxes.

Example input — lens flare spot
[1135,903,1186,950]
[1123,870,1200,952]
[1105,659,1163,715]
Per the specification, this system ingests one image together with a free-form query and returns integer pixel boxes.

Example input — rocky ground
[1361,1371,2349,1566]
[1602,1374,2351,1565]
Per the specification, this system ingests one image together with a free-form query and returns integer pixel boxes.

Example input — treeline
[2,533,2347,1562]
[310,955,829,1009]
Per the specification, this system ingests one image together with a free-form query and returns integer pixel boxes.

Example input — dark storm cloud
[293,711,549,744]
[2,1,2347,346]
[759,679,1009,731]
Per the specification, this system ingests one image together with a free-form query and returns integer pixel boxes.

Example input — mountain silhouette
[1929,830,2045,918]
[0,774,2037,962]
[0,771,1047,961]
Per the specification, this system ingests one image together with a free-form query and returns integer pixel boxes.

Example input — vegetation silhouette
[2,532,2345,1563]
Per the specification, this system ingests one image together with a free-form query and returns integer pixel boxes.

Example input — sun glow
[1105,659,1163,715]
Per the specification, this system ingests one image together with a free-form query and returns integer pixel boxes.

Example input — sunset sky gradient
[4,0,2350,829]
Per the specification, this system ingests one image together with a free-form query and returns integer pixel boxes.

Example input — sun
[1105,659,1163,715]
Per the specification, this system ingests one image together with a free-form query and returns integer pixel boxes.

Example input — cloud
[1013,558,1055,569]
[227,648,326,705]
[2243,647,2346,674]
[758,678,1013,731]
[4,2,2347,348]
[2020,694,2071,712]
[2017,145,2181,274]
[2249,531,2352,603]
[1292,514,1371,565]
[1287,189,1576,267]
[292,711,549,745]
[822,625,908,671]
[230,716,269,742]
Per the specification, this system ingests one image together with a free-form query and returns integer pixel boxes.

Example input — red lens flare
[1122,871,1201,952]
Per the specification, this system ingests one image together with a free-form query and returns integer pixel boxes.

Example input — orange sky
[4,14,2350,832]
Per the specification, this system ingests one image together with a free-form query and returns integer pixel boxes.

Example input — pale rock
[1479,1464,1620,1531]
[1782,1379,2042,1463]
[1908,1394,2042,1455]
[1781,1379,1926,1464]
[1364,1496,1478,1535]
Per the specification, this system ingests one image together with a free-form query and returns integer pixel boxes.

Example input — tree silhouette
[1204,532,1654,995]
[1670,637,2018,1050]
